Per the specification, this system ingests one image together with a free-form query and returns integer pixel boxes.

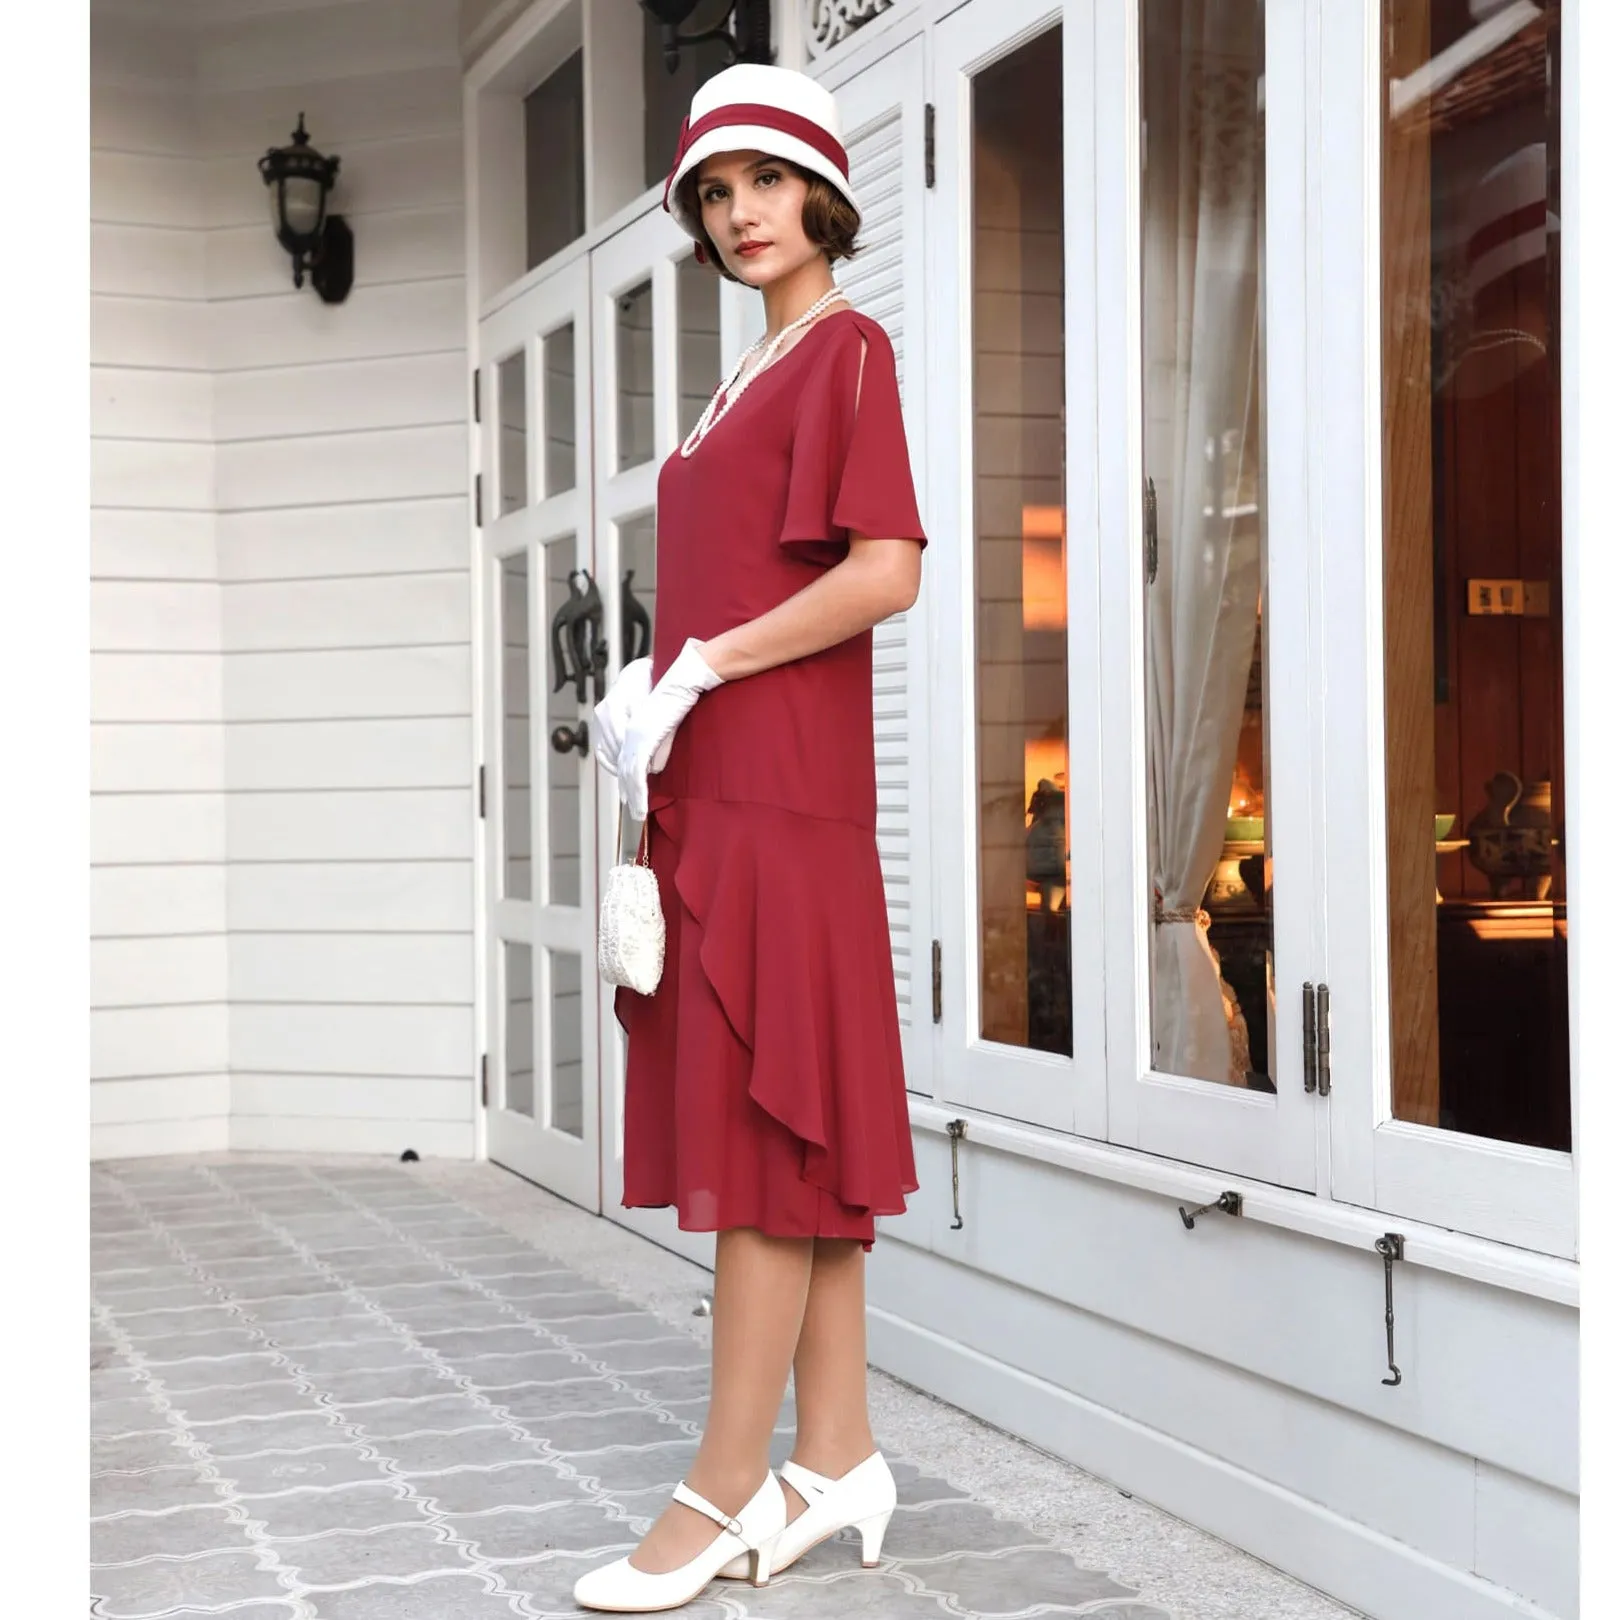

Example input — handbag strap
[615,811,651,869]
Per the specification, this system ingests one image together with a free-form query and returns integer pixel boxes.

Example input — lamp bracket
[311,215,354,305]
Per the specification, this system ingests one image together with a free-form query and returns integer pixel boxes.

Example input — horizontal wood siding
[90,0,471,1157]
[91,0,226,1159]
[202,0,472,1155]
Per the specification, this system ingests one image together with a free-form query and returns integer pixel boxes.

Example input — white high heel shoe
[717,1452,897,1580]
[573,1472,786,1613]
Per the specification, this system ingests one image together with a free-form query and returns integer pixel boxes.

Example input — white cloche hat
[662,63,860,241]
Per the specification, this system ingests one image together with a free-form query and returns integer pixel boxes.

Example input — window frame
[1091,0,1323,1189]
[926,0,1111,1138]
[1314,0,1577,1259]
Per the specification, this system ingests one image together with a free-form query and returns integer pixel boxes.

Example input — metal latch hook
[1178,1190,1244,1229]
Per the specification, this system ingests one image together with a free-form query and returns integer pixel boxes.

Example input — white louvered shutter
[834,39,934,1093]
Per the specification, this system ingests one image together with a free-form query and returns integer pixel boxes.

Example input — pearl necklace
[679,286,851,458]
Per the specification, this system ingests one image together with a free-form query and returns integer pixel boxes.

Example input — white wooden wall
[205,0,472,1158]
[91,0,476,1159]
[91,0,229,1159]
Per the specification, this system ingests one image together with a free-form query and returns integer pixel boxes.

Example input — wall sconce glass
[639,0,772,74]
[258,114,354,303]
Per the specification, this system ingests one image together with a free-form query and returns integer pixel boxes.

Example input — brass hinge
[931,938,942,1023]
[924,102,936,189]
[480,1052,489,1109]
[1302,981,1331,1095]
[477,764,486,819]
[474,472,483,527]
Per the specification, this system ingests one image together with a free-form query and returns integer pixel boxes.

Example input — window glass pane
[543,536,582,908]
[677,253,721,445]
[525,50,585,271]
[620,513,657,672]
[617,280,655,471]
[504,941,534,1118]
[1141,0,1272,1089]
[971,26,1070,1057]
[549,949,585,1139]
[643,0,734,191]
[1381,0,1568,1150]
[497,350,527,516]
[543,323,576,497]
[499,552,531,902]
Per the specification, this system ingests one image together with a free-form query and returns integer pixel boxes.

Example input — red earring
[693,241,709,266]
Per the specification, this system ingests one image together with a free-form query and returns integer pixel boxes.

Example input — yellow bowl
[1225,816,1264,843]
[1435,813,1457,841]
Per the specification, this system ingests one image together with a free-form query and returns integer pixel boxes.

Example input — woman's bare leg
[629,1228,813,1573]
[782,1237,878,1520]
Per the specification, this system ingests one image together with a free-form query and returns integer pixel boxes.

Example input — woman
[578,61,927,1616]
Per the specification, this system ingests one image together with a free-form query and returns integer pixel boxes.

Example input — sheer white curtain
[1142,0,1263,1084]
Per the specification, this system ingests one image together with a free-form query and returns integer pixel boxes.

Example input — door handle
[550,720,589,757]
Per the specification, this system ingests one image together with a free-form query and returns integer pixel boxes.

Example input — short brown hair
[677,161,861,283]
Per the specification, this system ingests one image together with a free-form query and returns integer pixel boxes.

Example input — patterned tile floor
[91,1156,1362,1620]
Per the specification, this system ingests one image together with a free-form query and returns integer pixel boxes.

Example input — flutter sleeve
[778,316,928,567]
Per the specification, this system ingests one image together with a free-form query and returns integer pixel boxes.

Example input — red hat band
[663,101,851,212]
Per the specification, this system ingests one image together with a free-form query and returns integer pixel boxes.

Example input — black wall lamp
[258,115,354,304]
[639,0,772,74]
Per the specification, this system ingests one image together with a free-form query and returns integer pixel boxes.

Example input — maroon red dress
[615,308,927,1249]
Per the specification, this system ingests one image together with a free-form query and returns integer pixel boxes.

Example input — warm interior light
[1021,505,1066,629]
[1467,907,1566,941]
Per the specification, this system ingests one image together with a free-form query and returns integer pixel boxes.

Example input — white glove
[619,638,725,821]
[592,657,653,777]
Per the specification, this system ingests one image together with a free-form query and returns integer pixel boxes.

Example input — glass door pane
[677,254,721,445]
[1380,0,1568,1153]
[1093,0,1316,1186]
[620,512,657,667]
[497,350,528,515]
[1139,0,1272,1092]
[504,942,534,1118]
[548,949,585,1139]
[543,324,576,497]
[499,551,531,901]
[1316,0,1573,1252]
[524,50,585,272]
[617,280,655,471]
[969,26,1071,1061]
[542,535,583,908]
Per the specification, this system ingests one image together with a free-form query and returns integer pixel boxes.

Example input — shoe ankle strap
[672,1481,745,1539]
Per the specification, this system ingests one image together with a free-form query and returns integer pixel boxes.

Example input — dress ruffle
[616,794,918,1248]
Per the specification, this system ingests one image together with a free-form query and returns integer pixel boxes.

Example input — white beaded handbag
[598,816,665,996]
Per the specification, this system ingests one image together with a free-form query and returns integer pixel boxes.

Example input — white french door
[587,203,732,1272]
[927,0,1320,1190]
[928,0,1111,1139]
[1314,0,1576,1257]
[478,253,603,1211]
[477,213,732,1262]
[1091,0,1320,1189]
